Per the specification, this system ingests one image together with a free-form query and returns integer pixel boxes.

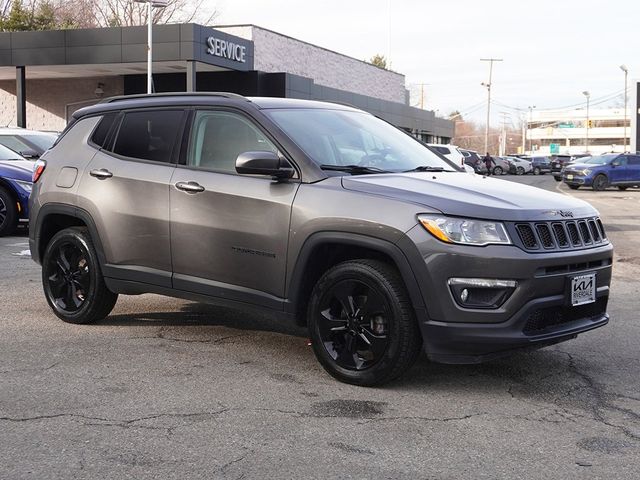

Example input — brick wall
[217,25,407,104]
[0,76,123,131]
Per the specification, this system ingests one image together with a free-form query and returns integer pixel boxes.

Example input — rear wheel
[592,174,608,191]
[493,166,503,175]
[516,166,525,175]
[307,259,422,386]
[0,187,18,237]
[533,166,541,175]
[42,227,118,324]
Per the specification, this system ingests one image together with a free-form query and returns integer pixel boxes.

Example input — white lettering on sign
[206,36,247,63]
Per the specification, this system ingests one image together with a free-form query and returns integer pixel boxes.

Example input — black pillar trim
[16,66,26,128]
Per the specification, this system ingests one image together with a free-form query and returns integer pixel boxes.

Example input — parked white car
[504,156,532,175]
[427,143,465,166]
[0,127,58,159]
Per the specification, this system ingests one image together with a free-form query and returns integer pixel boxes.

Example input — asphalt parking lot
[1,175,639,479]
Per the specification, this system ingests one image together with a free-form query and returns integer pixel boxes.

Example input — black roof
[73,93,359,119]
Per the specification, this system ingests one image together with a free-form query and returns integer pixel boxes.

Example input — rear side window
[628,155,640,165]
[433,146,450,155]
[90,113,117,148]
[111,110,184,163]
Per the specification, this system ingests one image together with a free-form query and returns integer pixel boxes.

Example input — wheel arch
[285,232,425,326]
[32,203,106,267]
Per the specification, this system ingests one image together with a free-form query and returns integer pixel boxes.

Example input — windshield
[583,155,615,165]
[21,134,57,151]
[0,143,24,160]
[265,108,458,173]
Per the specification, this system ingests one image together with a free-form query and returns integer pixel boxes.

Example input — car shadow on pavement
[96,301,308,338]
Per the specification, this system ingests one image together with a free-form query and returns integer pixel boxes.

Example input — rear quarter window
[90,112,118,148]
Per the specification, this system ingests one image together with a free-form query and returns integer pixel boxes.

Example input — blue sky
[216,0,637,123]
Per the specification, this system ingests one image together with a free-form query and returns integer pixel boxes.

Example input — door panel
[77,150,175,286]
[170,169,299,303]
[609,156,628,184]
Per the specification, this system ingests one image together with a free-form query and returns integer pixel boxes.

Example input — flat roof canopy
[0,23,254,75]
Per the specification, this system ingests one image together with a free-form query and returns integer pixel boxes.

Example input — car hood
[0,159,34,182]
[341,172,596,221]
[566,162,604,170]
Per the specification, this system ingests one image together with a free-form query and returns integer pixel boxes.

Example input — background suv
[0,144,32,236]
[563,153,640,190]
[30,93,613,386]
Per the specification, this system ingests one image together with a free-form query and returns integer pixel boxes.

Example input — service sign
[206,36,247,64]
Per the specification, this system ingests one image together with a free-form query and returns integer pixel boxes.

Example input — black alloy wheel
[592,174,608,191]
[308,259,422,386]
[516,166,525,175]
[0,187,18,237]
[42,227,117,324]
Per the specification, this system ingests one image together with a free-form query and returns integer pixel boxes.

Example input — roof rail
[99,92,249,104]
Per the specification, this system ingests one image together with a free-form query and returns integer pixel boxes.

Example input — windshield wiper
[319,164,390,174]
[403,166,450,173]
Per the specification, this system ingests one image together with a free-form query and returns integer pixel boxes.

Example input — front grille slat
[513,217,607,252]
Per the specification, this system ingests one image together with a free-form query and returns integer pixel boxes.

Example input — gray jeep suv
[29,93,613,386]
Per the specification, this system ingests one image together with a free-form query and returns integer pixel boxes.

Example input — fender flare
[285,231,426,315]
[31,203,106,267]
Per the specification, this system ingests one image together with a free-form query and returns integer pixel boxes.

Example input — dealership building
[0,23,453,142]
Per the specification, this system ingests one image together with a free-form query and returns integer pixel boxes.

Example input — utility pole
[521,114,526,154]
[583,91,590,153]
[499,112,510,156]
[620,65,629,152]
[527,105,536,154]
[480,58,503,155]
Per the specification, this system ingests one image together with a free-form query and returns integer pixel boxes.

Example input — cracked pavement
[1,176,639,479]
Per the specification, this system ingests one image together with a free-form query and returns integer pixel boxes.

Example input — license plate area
[570,273,596,306]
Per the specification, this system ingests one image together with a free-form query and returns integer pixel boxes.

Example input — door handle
[175,181,205,193]
[89,168,113,180]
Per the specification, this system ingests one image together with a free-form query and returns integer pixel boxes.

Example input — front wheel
[307,259,422,386]
[533,166,541,175]
[516,166,525,175]
[592,174,608,191]
[0,187,18,237]
[493,166,503,175]
[42,227,118,324]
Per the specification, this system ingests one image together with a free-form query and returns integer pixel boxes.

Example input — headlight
[13,179,33,193]
[580,169,591,176]
[418,214,512,246]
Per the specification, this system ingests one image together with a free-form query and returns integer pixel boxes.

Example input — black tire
[618,186,628,191]
[0,187,18,237]
[42,227,118,324]
[493,166,503,175]
[592,174,608,191]
[533,166,541,175]
[568,184,580,190]
[516,166,525,175]
[307,259,422,386]
[553,175,562,182]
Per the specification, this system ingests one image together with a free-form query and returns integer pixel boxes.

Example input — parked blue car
[562,153,640,191]
[0,145,33,236]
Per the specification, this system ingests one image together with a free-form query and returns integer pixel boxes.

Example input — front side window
[112,110,184,163]
[187,110,277,173]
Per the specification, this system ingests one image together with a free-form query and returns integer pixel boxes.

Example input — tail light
[33,159,46,183]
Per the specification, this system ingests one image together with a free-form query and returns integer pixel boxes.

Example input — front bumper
[563,174,592,186]
[398,226,613,363]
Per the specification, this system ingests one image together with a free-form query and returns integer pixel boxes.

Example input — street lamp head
[582,91,590,98]
[620,64,628,73]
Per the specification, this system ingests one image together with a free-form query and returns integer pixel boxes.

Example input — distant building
[527,107,629,156]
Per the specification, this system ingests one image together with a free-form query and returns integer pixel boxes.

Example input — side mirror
[19,149,39,159]
[236,151,294,179]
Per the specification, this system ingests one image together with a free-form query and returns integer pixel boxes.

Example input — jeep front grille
[512,217,608,252]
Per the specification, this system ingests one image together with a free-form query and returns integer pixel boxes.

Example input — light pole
[480,58,503,154]
[583,91,590,153]
[527,105,536,154]
[620,64,629,152]
[134,0,168,94]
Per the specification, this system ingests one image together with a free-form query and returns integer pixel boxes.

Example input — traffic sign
[550,143,560,154]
